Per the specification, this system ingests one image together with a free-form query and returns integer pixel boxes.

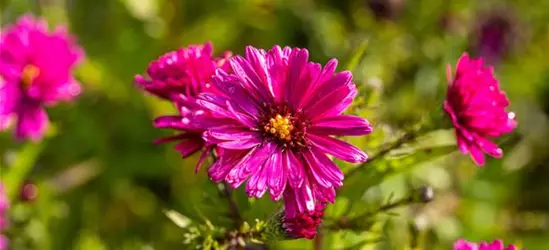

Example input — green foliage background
[1,0,549,249]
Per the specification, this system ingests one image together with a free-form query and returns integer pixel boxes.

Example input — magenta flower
[135,42,231,100]
[0,14,83,141]
[198,46,372,216]
[444,53,516,166]
[0,183,9,250]
[135,42,232,161]
[454,239,519,250]
[282,203,325,239]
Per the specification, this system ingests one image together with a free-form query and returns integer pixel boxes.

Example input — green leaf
[345,40,369,72]
[164,209,193,229]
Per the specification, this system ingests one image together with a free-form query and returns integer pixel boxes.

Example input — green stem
[345,130,418,179]
[3,141,45,200]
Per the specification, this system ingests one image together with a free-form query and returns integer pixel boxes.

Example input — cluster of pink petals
[135,42,231,160]
[444,53,516,166]
[197,45,372,218]
[0,183,9,250]
[0,14,83,141]
[282,203,325,239]
[454,239,519,250]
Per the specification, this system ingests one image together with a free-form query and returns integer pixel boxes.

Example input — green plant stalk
[3,141,45,200]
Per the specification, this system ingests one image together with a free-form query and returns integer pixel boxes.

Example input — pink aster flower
[198,46,373,216]
[282,203,325,239]
[0,14,83,141]
[135,42,231,161]
[135,42,231,100]
[444,53,516,166]
[454,239,519,250]
[0,183,9,250]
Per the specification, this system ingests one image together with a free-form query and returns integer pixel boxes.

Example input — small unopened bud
[282,203,325,239]
[20,182,38,202]
[264,203,326,240]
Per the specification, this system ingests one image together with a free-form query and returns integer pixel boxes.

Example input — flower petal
[283,150,305,188]
[305,73,357,120]
[218,136,263,149]
[229,56,272,102]
[174,138,204,158]
[302,148,343,188]
[246,150,283,199]
[211,70,261,118]
[15,104,49,141]
[468,143,486,166]
[208,149,248,182]
[266,152,286,200]
[310,115,373,136]
[225,142,278,188]
[308,134,367,163]
[208,126,256,140]
[153,115,190,129]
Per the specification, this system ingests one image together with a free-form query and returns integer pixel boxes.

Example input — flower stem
[327,186,433,230]
[3,141,45,200]
[211,152,244,228]
[345,130,418,179]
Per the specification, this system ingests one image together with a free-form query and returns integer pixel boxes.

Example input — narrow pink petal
[196,93,234,118]
[153,115,190,129]
[266,152,286,200]
[225,142,278,188]
[302,71,351,110]
[208,126,256,140]
[455,132,470,155]
[211,71,261,117]
[174,138,203,158]
[245,46,273,96]
[218,136,263,149]
[305,74,357,120]
[294,62,322,109]
[246,151,282,198]
[226,100,257,128]
[283,187,298,218]
[283,150,305,188]
[299,59,338,107]
[208,149,248,182]
[267,45,288,102]
[314,185,336,203]
[195,146,212,173]
[303,147,344,187]
[229,56,272,102]
[15,104,49,141]
[475,136,503,158]
[308,134,368,163]
[294,182,316,213]
[285,49,309,106]
[310,115,373,136]
[469,144,486,166]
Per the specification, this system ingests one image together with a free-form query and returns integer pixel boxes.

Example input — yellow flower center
[21,65,40,89]
[264,114,293,141]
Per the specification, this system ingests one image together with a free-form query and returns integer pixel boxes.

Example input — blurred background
[1,0,549,249]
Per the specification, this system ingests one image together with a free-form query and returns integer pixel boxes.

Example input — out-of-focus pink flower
[0,14,83,141]
[135,42,231,163]
[444,53,516,166]
[0,183,9,250]
[454,239,519,250]
[282,203,325,239]
[198,46,372,217]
